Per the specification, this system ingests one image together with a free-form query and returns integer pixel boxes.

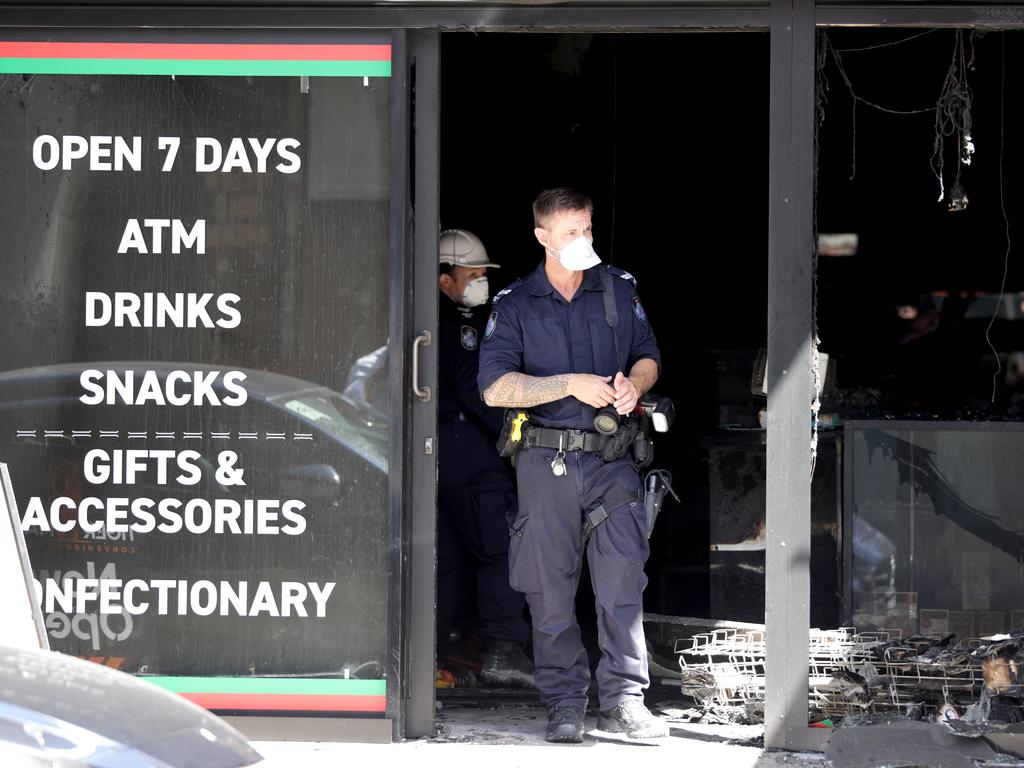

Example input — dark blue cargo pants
[509,445,650,712]
[437,416,529,650]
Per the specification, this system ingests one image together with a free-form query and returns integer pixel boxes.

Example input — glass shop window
[0,62,392,683]
[848,423,1024,641]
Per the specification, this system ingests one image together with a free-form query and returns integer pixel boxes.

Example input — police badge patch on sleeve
[484,311,498,340]
[632,296,648,323]
[461,325,478,350]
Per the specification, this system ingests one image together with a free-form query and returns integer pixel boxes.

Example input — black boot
[545,706,585,743]
[479,640,534,688]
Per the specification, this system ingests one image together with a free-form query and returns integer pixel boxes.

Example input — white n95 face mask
[461,276,490,307]
[558,236,601,272]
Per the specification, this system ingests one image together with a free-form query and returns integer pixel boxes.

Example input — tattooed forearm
[483,372,571,408]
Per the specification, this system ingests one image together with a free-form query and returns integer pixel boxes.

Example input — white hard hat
[439,229,501,268]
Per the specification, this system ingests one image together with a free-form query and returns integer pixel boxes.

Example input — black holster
[599,415,639,462]
[596,413,654,469]
[495,409,529,465]
[496,411,517,458]
[643,469,679,539]
[633,415,654,469]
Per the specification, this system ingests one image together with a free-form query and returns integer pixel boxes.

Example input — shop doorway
[435,30,778,691]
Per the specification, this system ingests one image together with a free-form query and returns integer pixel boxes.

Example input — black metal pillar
[765,0,824,752]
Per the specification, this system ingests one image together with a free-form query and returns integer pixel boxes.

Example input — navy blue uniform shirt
[477,262,661,430]
[439,296,505,436]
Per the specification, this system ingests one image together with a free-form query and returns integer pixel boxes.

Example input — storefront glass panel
[848,422,1024,639]
[0,37,392,712]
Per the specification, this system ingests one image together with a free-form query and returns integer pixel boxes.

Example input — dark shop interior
[438,29,1024,646]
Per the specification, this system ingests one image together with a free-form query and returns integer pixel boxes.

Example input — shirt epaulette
[492,279,523,304]
[606,265,637,287]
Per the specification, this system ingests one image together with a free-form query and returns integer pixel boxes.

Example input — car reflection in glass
[0,362,389,677]
[339,345,388,429]
[0,362,388,474]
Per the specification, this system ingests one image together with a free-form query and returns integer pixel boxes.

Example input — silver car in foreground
[0,645,264,768]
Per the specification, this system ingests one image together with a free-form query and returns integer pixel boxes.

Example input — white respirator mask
[461,276,490,307]
[556,236,601,272]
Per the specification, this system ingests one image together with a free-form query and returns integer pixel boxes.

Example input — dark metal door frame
[0,5,770,31]
[387,27,413,741]
[403,29,442,741]
[818,4,1024,26]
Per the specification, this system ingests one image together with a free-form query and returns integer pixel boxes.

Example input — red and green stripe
[0,41,391,77]
[145,676,387,713]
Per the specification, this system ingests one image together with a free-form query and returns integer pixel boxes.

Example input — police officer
[437,228,533,687]
[477,190,668,741]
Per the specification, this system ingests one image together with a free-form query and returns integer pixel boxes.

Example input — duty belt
[524,427,605,453]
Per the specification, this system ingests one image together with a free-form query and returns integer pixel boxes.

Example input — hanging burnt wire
[931,30,979,211]
[815,30,830,136]
[986,32,1012,402]
[817,30,934,181]
[813,29,941,468]
[817,30,1016,406]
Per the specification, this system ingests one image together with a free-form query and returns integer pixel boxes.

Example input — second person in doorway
[436,228,534,687]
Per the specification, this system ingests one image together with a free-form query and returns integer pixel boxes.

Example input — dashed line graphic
[16,429,315,442]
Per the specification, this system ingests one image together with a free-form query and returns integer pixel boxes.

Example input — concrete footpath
[251,701,827,768]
